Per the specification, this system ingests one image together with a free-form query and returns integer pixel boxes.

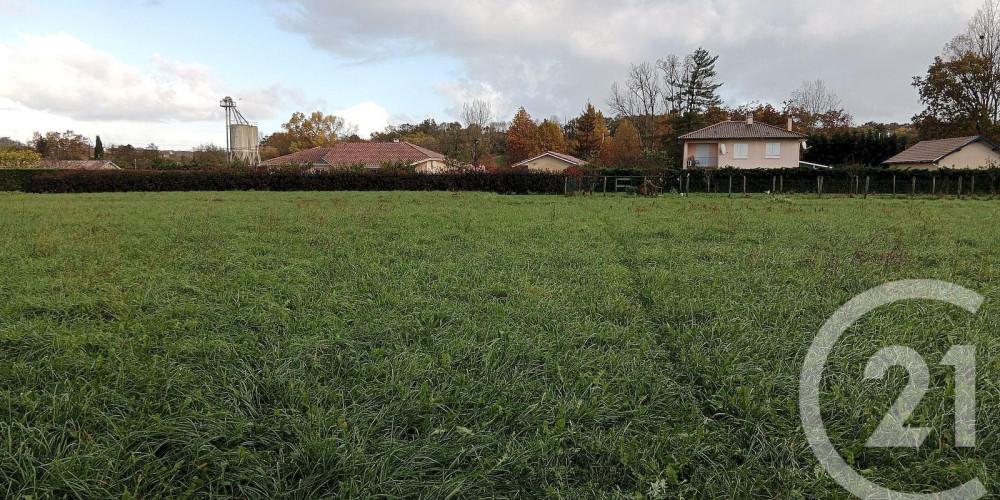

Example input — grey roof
[679,121,807,140]
[883,136,996,165]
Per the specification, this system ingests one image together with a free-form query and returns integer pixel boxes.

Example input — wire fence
[566,172,1000,198]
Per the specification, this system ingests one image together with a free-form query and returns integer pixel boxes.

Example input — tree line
[6,1,998,172]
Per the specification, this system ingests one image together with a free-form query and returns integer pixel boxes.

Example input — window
[733,143,749,159]
[765,143,781,159]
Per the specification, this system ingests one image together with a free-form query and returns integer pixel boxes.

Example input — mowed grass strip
[1,191,1000,498]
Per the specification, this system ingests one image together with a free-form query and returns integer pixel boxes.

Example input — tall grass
[0,191,999,498]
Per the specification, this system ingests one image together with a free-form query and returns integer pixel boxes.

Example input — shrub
[17,169,567,195]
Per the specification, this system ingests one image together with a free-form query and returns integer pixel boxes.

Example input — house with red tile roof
[509,151,588,172]
[883,136,1000,170]
[40,160,122,170]
[262,141,448,173]
[678,117,807,169]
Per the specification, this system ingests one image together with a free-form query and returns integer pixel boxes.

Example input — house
[883,136,1000,170]
[510,151,588,172]
[678,117,807,169]
[41,160,122,170]
[261,141,448,173]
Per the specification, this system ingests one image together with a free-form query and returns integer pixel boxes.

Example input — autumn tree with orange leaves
[504,107,539,165]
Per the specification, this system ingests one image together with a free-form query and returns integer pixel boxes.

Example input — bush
[14,169,567,195]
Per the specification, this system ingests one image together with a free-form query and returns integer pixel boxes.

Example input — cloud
[335,101,390,138]
[0,0,30,15]
[435,79,507,122]
[0,32,298,123]
[272,0,984,122]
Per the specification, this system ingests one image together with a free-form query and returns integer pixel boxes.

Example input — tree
[533,119,566,154]
[505,107,539,165]
[668,47,723,115]
[191,144,228,167]
[731,102,788,128]
[599,120,642,168]
[94,135,104,160]
[786,80,853,134]
[462,99,495,166]
[263,111,358,157]
[0,149,42,168]
[607,62,662,147]
[573,102,608,161]
[32,131,91,161]
[913,0,1000,140]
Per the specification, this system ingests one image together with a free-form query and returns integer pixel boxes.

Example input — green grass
[2,191,1000,498]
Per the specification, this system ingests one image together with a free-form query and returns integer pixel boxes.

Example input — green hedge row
[0,169,567,195]
[672,167,1000,195]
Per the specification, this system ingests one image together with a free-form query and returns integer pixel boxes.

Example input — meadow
[1,191,1000,498]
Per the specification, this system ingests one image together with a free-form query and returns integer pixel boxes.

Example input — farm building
[262,141,448,173]
[678,117,807,169]
[510,151,588,172]
[883,136,1000,170]
[41,160,122,170]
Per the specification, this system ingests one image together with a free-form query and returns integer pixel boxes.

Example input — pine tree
[94,135,104,160]
[574,102,608,161]
[505,107,539,165]
[683,47,723,114]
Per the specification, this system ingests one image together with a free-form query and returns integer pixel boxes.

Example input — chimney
[787,117,793,131]
[747,114,754,125]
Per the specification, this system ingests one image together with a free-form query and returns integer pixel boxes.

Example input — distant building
[509,151,588,172]
[883,136,1000,170]
[262,141,448,173]
[678,117,807,169]
[42,160,122,170]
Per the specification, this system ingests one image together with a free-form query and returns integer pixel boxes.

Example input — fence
[566,170,1000,197]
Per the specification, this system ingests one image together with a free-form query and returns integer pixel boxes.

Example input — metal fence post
[743,175,747,197]
[864,176,870,199]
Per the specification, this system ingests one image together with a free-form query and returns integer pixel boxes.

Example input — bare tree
[786,80,851,133]
[607,62,662,147]
[658,54,688,114]
[462,100,495,166]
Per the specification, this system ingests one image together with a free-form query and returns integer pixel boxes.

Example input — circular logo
[799,280,986,499]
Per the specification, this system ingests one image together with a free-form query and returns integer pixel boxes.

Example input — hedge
[0,169,568,195]
[4,167,1000,196]
[666,167,1000,195]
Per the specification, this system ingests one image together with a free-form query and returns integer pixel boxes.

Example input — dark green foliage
[803,130,910,167]
[93,135,104,160]
[682,47,723,113]
[14,169,567,195]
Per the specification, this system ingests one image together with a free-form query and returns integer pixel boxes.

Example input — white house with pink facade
[678,117,807,169]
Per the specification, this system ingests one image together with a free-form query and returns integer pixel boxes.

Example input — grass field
[2,191,1000,498]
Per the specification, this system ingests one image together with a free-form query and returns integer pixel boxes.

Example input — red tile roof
[263,141,444,167]
[511,151,588,168]
[883,136,994,165]
[679,121,806,140]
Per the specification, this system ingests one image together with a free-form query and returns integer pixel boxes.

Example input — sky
[0,0,988,150]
